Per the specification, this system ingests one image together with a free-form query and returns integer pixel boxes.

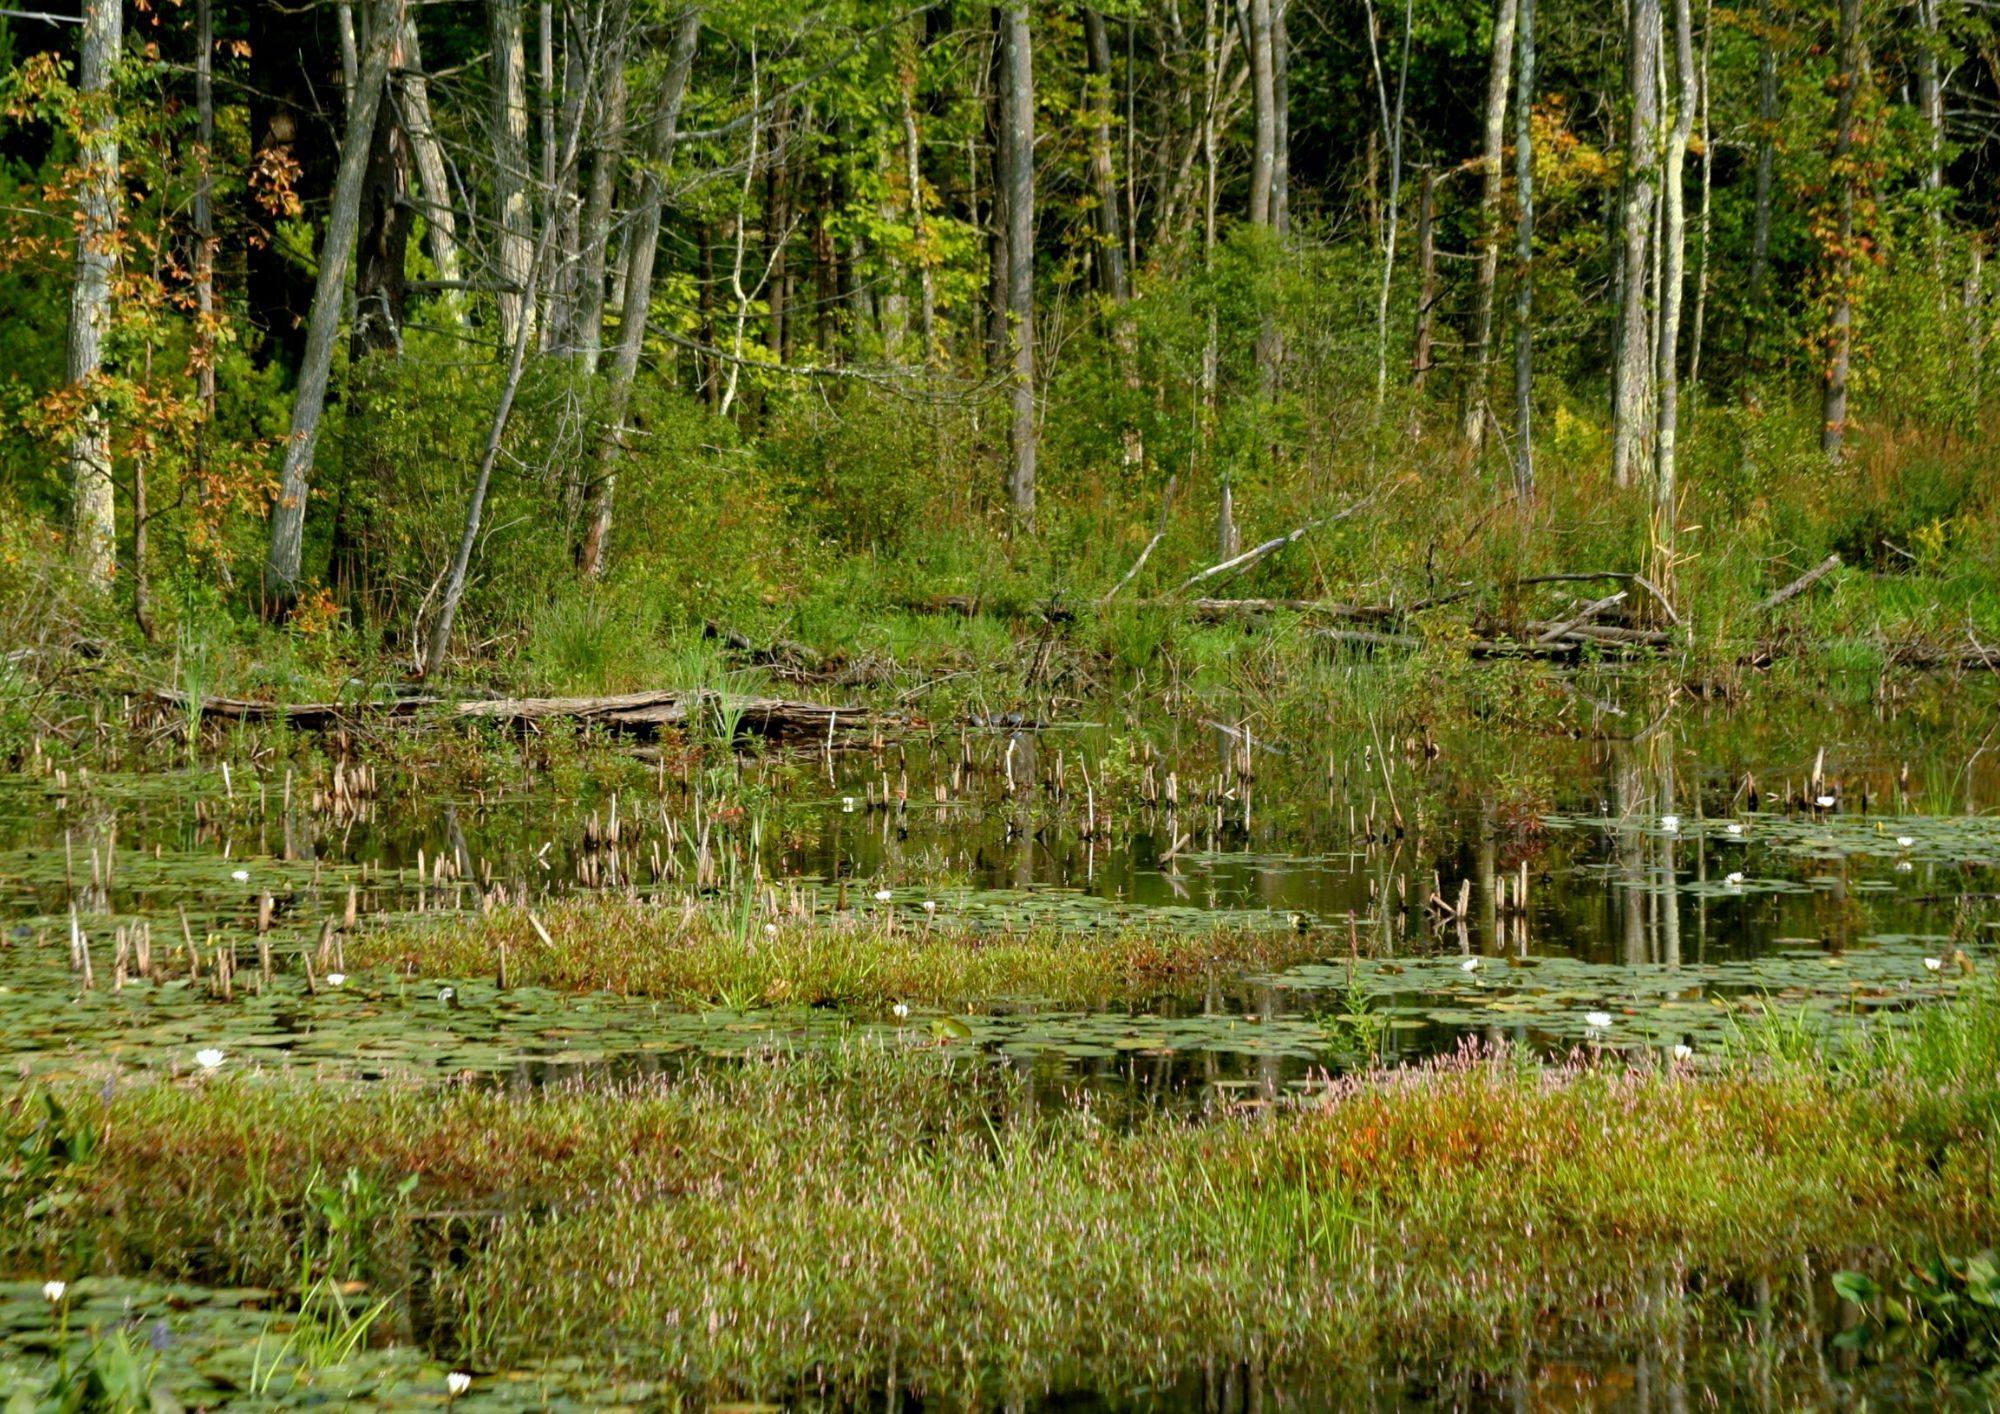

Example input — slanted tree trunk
[1820,0,1862,458]
[1001,0,1036,524]
[1611,0,1662,488]
[1654,0,1695,538]
[1460,0,1518,453]
[399,15,464,315]
[488,0,534,350]
[353,8,414,356]
[264,0,399,607]
[576,0,629,373]
[1511,0,1535,499]
[1082,8,1128,304]
[578,6,700,579]
[65,0,122,587]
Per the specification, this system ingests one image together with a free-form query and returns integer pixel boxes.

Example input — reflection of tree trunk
[1657,754,1680,969]
[65,0,122,587]
[1477,807,1498,953]
[1615,754,1647,966]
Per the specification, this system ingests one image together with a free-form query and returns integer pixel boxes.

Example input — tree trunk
[1460,0,1518,452]
[1653,0,1695,538]
[1002,1,1036,524]
[1511,0,1535,499]
[985,9,1009,375]
[1272,0,1290,237]
[399,15,465,314]
[1082,7,1128,304]
[899,76,935,362]
[353,8,414,356]
[65,0,122,587]
[488,0,534,350]
[1245,0,1275,228]
[576,0,629,373]
[1744,0,1776,353]
[1411,166,1436,390]
[193,0,216,443]
[578,6,701,580]
[1915,0,1944,284]
[264,0,400,607]
[1820,0,1862,458]
[1365,0,1411,414]
[1611,0,1661,489]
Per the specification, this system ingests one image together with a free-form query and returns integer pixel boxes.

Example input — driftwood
[150,687,909,742]
[1753,553,1841,614]
[1317,627,1664,661]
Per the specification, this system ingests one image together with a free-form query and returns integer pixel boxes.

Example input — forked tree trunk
[1002,1,1037,524]
[1460,0,1518,452]
[1820,0,1862,458]
[578,6,700,579]
[65,0,122,587]
[1611,0,1661,488]
[264,0,399,607]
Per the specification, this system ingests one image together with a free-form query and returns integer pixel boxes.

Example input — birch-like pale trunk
[1611,0,1661,488]
[576,0,629,373]
[1511,0,1535,499]
[1272,0,1290,236]
[1915,0,1944,286]
[263,0,399,606]
[1460,0,1518,452]
[488,0,534,350]
[578,6,700,579]
[65,0,122,586]
[1363,0,1411,415]
[1002,0,1037,524]
[398,16,464,314]
[1654,0,1695,539]
[1820,0,1862,458]
[1245,0,1275,227]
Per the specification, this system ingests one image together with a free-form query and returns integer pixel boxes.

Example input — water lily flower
[841,798,857,813]
[447,1372,472,1396]
[1673,1044,1693,1061]
[230,869,250,883]
[873,889,894,904]
[892,1002,910,1019]
[1815,794,1837,809]
[1924,957,1943,972]
[1660,815,1679,832]
[1725,823,1743,836]
[42,1280,64,1303]
[193,1048,225,1071]
[1724,872,1745,885]
[1585,1011,1614,1029]
[437,986,456,1005]
[1460,957,1480,972]
[1897,836,1915,848]
[1895,860,1913,872]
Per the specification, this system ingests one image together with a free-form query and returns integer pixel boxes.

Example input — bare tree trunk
[900,72,936,361]
[1687,7,1712,402]
[264,0,400,606]
[1083,7,1129,304]
[1272,0,1290,236]
[1512,0,1535,499]
[1002,0,1037,524]
[578,6,700,580]
[1915,0,1944,286]
[1411,166,1436,390]
[489,0,534,349]
[1965,237,1985,406]
[399,16,464,310]
[1245,0,1275,228]
[65,0,122,587]
[1364,0,1411,414]
[1460,0,1518,452]
[354,8,414,356]
[576,0,629,372]
[1654,0,1695,539]
[1820,0,1862,458]
[1611,0,1661,488]
[193,0,216,450]
[1744,0,1776,356]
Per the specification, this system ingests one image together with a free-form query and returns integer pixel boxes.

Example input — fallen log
[1753,553,1842,614]
[149,687,911,742]
[1316,628,1663,661]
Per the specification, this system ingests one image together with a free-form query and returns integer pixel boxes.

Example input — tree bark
[899,73,935,361]
[576,0,629,373]
[1364,0,1411,413]
[1820,0,1862,458]
[1611,0,1661,489]
[578,6,700,580]
[1460,0,1518,452]
[1272,0,1290,237]
[1082,7,1128,304]
[1915,0,1944,283]
[398,15,465,313]
[264,0,399,606]
[1245,0,1275,228]
[1511,0,1535,499]
[1411,166,1436,390]
[353,6,414,357]
[1654,0,1695,536]
[193,0,216,446]
[1001,1,1036,524]
[488,0,534,350]
[1744,0,1776,348]
[65,0,122,587]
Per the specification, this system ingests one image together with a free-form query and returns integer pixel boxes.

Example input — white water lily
[437,986,456,1005]
[326,973,346,986]
[230,868,250,883]
[193,1048,225,1071]
[446,1372,472,1396]
[1895,860,1914,872]
[1460,957,1480,972]
[1897,836,1916,848]
[1724,871,1745,885]
[1585,1011,1614,1029]
[1815,794,1837,809]
[892,1002,910,1019]
[1725,823,1744,836]
[873,889,894,904]
[1660,815,1679,832]
[841,797,857,813]
[41,1280,64,1303]
[1673,1044,1693,1061]
[1924,957,1944,972]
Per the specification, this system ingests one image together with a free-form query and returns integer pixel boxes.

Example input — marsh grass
[351,900,1328,1008]
[8,1027,1995,1403]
